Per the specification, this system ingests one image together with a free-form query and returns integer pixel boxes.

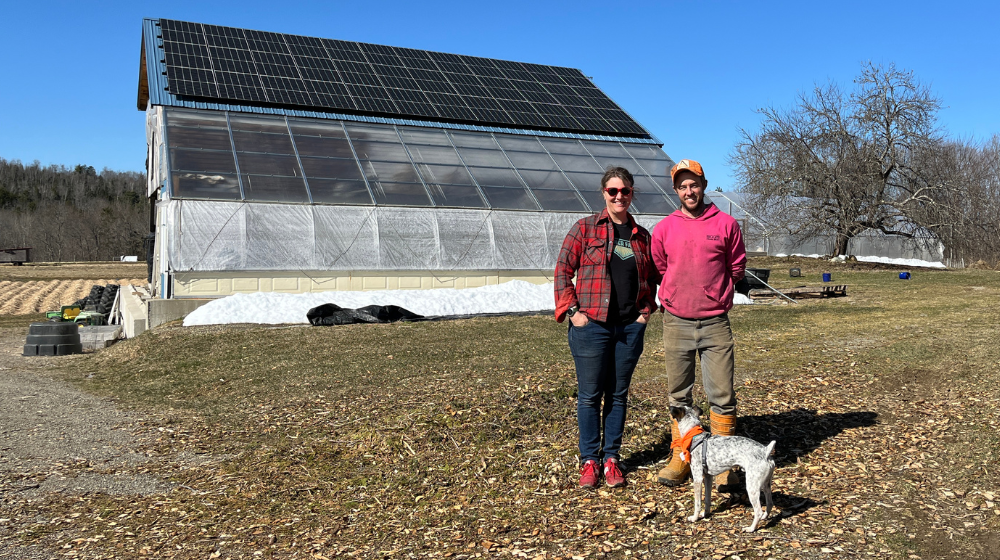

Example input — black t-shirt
[607,221,639,324]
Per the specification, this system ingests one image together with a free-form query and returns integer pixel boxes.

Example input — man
[650,159,747,488]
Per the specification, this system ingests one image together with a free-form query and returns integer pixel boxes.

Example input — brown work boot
[656,416,690,486]
[710,410,741,491]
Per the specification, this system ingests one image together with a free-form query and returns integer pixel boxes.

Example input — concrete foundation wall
[120,285,148,338]
[120,284,211,335]
[148,298,212,328]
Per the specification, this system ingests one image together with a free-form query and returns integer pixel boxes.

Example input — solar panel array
[158,19,649,138]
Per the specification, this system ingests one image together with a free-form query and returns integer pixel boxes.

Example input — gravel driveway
[0,329,174,559]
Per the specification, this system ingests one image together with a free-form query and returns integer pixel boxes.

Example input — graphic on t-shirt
[613,239,634,260]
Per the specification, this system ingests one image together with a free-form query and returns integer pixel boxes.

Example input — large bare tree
[730,62,951,256]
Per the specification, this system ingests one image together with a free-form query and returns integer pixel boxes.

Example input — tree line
[0,158,148,262]
[4,65,999,268]
[731,63,1000,268]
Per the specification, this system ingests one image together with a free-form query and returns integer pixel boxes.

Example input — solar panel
[157,19,650,138]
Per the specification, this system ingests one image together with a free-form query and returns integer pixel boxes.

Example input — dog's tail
[764,441,776,458]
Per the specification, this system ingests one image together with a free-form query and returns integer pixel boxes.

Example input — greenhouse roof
[159,107,679,214]
[138,19,659,145]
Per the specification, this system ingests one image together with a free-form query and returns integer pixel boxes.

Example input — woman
[554,166,661,488]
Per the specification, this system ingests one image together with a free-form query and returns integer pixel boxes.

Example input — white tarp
[163,199,615,272]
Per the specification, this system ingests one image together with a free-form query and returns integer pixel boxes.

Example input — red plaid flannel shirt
[554,209,661,323]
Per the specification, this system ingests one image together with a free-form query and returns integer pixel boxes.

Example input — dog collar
[672,425,706,463]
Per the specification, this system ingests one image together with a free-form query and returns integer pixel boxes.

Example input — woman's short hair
[600,166,634,190]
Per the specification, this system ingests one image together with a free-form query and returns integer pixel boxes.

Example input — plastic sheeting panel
[169,201,247,270]
[377,207,441,269]
[490,212,551,269]
[437,210,495,269]
[313,205,380,268]
[245,204,314,270]
[164,200,619,272]
[146,106,168,197]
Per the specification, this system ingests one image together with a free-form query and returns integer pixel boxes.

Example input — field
[0,262,146,314]
[0,258,998,559]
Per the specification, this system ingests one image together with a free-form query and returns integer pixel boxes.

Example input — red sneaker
[579,460,600,489]
[604,458,625,488]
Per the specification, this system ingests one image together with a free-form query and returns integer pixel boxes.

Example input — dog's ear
[669,406,685,420]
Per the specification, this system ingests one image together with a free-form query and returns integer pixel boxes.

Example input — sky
[1,1,998,190]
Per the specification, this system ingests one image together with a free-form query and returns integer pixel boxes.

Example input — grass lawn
[4,258,999,559]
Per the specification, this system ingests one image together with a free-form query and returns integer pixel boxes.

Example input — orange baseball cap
[670,159,706,183]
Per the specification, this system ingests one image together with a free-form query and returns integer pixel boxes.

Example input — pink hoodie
[650,204,747,319]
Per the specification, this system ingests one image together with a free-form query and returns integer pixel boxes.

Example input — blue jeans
[568,319,647,464]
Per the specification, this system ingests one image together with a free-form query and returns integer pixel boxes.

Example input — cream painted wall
[171,270,554,297]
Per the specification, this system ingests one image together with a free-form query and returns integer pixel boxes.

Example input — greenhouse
[710,192,947,264]
[138,18,679,299]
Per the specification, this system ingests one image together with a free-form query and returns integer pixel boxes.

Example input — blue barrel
[822,272,831,282]
[899,271,911,280]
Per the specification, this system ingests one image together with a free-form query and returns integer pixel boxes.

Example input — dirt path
[0,328,173,559]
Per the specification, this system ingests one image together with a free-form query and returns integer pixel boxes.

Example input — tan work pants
[662,312,736,415]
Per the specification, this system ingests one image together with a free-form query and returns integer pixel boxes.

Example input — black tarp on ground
[306,304,425,326]
[306,304,554,326]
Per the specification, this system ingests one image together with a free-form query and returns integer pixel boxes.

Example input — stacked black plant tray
[23,322,83,356]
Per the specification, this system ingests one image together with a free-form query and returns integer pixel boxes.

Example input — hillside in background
[0,158,148,262]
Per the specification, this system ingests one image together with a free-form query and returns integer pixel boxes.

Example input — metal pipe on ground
[745,270,798,304]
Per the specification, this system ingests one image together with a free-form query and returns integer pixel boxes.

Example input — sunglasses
[603,187,633,197]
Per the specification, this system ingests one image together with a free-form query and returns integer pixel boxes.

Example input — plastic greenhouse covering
[163,201,666,271]
[155,107,680,272]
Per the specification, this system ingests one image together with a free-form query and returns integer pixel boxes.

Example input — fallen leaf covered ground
[0,259,997,559]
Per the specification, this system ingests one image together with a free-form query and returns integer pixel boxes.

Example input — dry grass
[1,259,998,559]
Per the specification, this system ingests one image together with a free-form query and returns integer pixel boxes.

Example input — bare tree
[730,62,952,256]
[920,136,1000,266]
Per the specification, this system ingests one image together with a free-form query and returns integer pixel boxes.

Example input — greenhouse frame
[138,18,679,299]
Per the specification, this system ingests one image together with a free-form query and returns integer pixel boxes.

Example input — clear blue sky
[1,1,997,189]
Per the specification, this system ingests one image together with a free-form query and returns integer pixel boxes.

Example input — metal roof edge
[142,18,171,110]
[158,101,663,144]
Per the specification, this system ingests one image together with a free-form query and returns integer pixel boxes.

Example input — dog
[671,405,776,532]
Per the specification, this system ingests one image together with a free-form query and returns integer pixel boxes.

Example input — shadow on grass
[627,408,878,470]
[631,408,876,526]
[712,492,826,529]
[740,408,878,468]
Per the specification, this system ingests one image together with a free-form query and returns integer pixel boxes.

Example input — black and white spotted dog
[672,405,776,532]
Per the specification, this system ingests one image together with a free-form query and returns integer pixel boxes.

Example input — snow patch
[772,253,945,269]
[183,280,555,326]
